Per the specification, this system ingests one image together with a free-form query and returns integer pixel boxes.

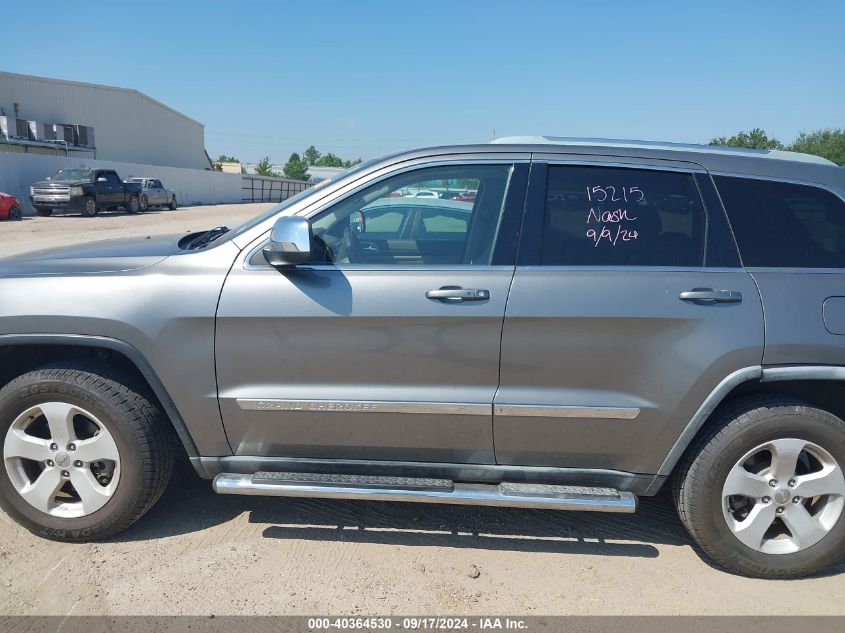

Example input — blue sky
[5,1,844,163]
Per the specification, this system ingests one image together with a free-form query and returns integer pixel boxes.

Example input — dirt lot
[0,204,272,258]
[1,204,844,616]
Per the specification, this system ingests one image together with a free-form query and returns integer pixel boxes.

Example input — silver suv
[2,137,845,579]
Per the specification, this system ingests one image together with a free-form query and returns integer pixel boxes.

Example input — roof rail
[490,136,836,165]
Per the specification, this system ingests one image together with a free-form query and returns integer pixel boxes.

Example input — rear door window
[540,165,707,266]
[714,176,845,268]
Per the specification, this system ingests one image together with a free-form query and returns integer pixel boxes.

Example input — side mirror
[263,216,312,266]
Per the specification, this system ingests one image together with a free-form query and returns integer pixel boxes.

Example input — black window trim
[517,159,745,270]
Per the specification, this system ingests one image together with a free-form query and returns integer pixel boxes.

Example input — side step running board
[213,471,637,513]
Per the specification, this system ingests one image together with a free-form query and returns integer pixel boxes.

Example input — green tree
[315,152,344,167]
[788,129,845,166]
[254,156,276,176]
[282,153,311,181]
[343,158,363,168]
[303,145,321,166]
[709,128,783,150]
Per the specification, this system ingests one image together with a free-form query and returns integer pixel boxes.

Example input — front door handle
[426,287,490,302]
[679,289,743,304]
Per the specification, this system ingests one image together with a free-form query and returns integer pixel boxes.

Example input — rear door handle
[679,289,743,304]
[426,287,490,302]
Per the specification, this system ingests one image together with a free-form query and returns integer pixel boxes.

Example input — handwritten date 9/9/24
[585,184,643,247]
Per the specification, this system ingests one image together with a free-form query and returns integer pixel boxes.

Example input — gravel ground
[1,204,844,615]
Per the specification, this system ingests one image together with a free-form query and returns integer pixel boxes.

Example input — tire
[126,196,140,214]
[0,360,175,542]
[81,197,98,217]
[35,208,53,217]
[168,196,177,211]
[673,396,845,578]
[139,195,148,212]
[8,205,22,221]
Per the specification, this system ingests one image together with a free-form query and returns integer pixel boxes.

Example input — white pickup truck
[124,177,177,211]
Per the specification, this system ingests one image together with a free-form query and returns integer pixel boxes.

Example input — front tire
[139,195,148,212]
[0,361,174,541]
[168,196,177,211]
[81,197,98,217]
[8,205,22,221]
[674,397,845,578]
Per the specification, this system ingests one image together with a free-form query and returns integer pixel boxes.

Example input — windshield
[52,169,93,181]
[229,158,379,238]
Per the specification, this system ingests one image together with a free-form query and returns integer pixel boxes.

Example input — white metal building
[0,71,209,170]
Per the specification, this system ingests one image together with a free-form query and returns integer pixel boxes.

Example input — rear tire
[673,396,845,578]
[0,360,175,541]
[126,196,140,214]
[81,197,98,217]
[35,208,53,217]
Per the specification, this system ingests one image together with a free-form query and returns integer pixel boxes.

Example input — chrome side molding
[238,398,642,420]
[494,404,640,419]
[237,399,489,416]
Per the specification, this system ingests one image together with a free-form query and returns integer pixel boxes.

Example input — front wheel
[0,361,174,541]
[8,205,22,221]
[139,195,148,212]
[81,197,98,217]
[674,397,845,578]
[168,196,177,211]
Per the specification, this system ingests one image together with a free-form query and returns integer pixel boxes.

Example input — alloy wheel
[722,438,845,554]
[3,402,121,518]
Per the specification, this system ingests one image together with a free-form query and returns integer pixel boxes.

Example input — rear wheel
[0,361,175,541]
[126,196,140,214]
[8,205,21,221]
[168,196,177,211]
[35,208,53,217]
[674,397,845,578]
[81,197,98,217]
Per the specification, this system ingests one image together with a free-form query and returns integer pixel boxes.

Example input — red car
[0,192,22,221]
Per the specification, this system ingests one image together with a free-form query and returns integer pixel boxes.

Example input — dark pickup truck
[29,169,142,217]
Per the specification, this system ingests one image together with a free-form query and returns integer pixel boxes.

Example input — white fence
[0,152,242,214]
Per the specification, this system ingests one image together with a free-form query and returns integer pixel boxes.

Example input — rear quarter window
[714,176,845,268]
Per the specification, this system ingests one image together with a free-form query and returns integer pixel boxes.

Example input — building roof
[491,135,835,166]
[0,71,203,128]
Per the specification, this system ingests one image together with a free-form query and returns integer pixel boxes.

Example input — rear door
[493,158,764,474]
[215,158,529,462]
